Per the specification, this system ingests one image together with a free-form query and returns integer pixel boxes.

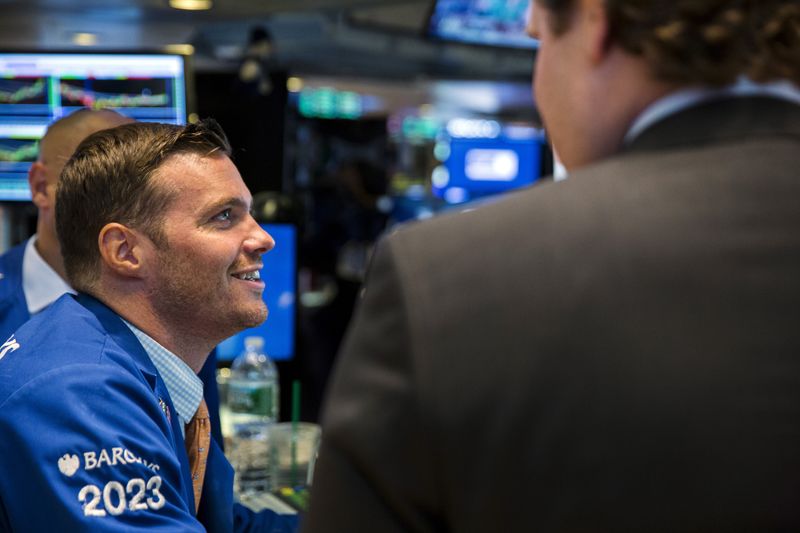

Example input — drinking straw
[290,380,301,486]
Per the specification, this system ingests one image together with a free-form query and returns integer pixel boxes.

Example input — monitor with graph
[0,52,189,201]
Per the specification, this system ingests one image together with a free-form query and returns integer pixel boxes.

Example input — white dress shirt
[22,236,75,315]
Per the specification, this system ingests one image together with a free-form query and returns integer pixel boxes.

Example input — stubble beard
[153,253,269,345]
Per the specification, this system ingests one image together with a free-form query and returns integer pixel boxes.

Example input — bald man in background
[1,109,132,333]
[0,110,223,446]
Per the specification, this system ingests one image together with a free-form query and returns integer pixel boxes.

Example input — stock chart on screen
[0,53,188,201]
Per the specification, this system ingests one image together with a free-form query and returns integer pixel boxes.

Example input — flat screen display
[216,223,297,362]
[0,52,188,201]
[434,121,545,205]
[427,0,537,50]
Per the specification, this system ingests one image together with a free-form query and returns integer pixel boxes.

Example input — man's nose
[244,218,275,256]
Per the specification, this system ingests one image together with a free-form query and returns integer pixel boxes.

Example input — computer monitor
[0,51,189,201]
[433,120,545,205]
[216,223,297,363]
[427,0,537,50]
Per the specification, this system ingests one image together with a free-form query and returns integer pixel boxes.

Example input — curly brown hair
[747,1,800,84]
[538,0,800,86]
[56,119,232,293]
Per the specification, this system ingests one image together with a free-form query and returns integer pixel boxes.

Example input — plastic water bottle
[228,336,279,495]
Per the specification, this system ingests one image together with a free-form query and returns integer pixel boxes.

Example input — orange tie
[184,398,211,513]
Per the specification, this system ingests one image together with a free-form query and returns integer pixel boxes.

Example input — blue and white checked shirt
[123,320,203,438]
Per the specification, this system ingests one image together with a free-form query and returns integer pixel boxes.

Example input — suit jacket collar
[76,293,161,386]
[625,96,800,153]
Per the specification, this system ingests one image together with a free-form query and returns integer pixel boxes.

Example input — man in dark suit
[303,0,800,531]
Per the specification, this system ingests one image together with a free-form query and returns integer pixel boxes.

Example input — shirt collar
[22,235,75,315]
[624,78,800,146]
[122,319,203,430]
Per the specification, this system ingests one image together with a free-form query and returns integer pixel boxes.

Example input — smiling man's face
[147,151,275,344]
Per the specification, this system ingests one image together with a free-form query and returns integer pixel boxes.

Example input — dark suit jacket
[303,96,800,532]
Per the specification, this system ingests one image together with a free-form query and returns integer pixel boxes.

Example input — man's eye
[214,209,232,222]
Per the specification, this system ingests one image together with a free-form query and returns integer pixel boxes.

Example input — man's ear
[28,162,53,211]
[582,0,612,64]
[98,223,149,279]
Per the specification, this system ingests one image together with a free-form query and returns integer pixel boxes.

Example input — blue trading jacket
[0,239,225,447]
[0,293,297,532]
[0,241,28,339]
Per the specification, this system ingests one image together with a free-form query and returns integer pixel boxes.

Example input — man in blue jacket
[0,119,297,532]
[0,108,225,447]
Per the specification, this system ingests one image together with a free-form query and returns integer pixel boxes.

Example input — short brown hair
[56,119,232,293]
[539,0,800,86]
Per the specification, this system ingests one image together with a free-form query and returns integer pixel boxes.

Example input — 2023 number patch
[79,476,165,517]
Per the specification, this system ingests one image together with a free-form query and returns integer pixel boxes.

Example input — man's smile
[231,267,264,287]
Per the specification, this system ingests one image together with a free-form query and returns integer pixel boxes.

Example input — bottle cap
[244,336,265,350]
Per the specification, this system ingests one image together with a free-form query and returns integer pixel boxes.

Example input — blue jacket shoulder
[0,295,136,406]
[0,241,29,340]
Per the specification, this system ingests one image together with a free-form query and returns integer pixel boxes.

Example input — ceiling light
[169,0,212,11]
[165,44,195,55]
[72,33,98,46]
[286,77,304,93]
